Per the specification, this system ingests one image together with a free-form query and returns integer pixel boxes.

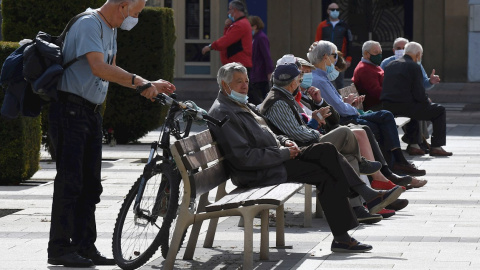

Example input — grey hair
[217,62,247,90]
[273,77,295,88]
[230,0,247,14]
[404,42,423,55]
[393,37,409,48]
[362,40,380,55]
[107,0,146,4]
[307,40,337,65]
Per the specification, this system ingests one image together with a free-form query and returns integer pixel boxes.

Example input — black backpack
[0,11,96,119]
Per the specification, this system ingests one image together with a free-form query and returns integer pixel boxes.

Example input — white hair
[393,37,409,48]
[362,40,380,55]
[404,42,423,55]
[217,62,247,90]
[108,0,146,4]
[307,41,337,65]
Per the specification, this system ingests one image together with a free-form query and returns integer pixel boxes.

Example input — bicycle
[111,90,229,270]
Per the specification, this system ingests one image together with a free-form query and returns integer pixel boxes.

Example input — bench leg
[203,217,219,248]
[183,219,202,259]
[243,212,255,270]
[276,204,285,247]
[163,217,191,270]
[304,184,312,227]
[260,209,269,260]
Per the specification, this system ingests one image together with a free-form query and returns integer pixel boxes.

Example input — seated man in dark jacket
[381,42,452,156]
[208,62,404,253]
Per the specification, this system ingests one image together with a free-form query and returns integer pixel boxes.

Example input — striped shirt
[264,86,321,143]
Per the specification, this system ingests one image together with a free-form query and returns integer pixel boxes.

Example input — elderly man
[47,0,176,267]
[352,40,384,111]
[381,37,441,155]
[202,0,252,69]
[308,40,426,176]
[314,2,352,89]
[208,62,403,253]
[381,42,452,156]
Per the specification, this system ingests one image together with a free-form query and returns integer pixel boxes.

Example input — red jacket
[211,16,252,67]
[352,60,384,110]
[315,19,352,63]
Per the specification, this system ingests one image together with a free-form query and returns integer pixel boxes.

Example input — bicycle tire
[112,162,175,270]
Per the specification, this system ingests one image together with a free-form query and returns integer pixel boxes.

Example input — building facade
[148,0,475,83]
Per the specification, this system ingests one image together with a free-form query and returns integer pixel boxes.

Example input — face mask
[226,85,248,104]
[228,14,235,22]
[417,58,422,65]
[330,10,340,19]
[300,72,313,89]
[326,58,340,81]
[369,53,382,66]
[120,5,139,31]
[394,49,404,60]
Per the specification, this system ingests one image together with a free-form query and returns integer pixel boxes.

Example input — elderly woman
[307,41,426,177]
[208,62,404,253]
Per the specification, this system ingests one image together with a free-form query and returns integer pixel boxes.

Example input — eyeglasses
[329,8,340,11]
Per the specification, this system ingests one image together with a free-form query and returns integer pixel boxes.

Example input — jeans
[47,101,103,257]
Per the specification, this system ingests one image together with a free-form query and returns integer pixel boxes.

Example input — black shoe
[48,252,94,267]
[386,199,409,211]
[331,238,373,253]
[79,249,116,266]
[358,157,382,175]
[353,206,383,224]
[385,172,413,187]
[366,186,404,214]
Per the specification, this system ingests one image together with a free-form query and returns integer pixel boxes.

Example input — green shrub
[0,42,41,185]
[103,7,175,144]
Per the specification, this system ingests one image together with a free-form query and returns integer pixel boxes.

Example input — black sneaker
[48,252,94,267]
[353,206,383,224]
[78,249,116,266]
[358,157,382,175]
[366,186,404,214]
[386,198,409,211]
[331,238,373,253]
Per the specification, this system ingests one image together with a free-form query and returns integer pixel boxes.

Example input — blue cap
[273,64,300,82]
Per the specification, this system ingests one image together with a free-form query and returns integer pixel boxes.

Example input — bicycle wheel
[112,161,177,270]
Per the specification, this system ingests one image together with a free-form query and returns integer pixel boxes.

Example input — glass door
[184,0,212,75]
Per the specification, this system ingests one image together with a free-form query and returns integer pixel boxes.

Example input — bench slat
[243,183,303,206]
[173,130,214,155]
[191,161,229,197]
[182,144,222,170]
[206,186,268,212]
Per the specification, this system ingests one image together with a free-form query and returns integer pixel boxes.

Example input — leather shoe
[430,147,453,157]
[48,252,94,267]
[385,172,412,187]
[386,198,409,211]
[353,206,383,224]
[406,145,426,156]
[408,177,428,188]
[79,249,116,266]
[366,186,404,214]
[393,162,426,176]
[331,238,372,253]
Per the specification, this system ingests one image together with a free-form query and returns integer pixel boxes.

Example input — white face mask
[120,5,139,31]
[226,85,248,104]
[394,49,404,60]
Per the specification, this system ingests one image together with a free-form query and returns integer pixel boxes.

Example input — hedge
[0,42,41,185]
[102,7,175,144]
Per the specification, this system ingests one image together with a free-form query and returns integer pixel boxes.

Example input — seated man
[208,62,403,252]
[352,40,384,111]
[307,40,426,176]
[381,42,452,156]
[381,37,441,155]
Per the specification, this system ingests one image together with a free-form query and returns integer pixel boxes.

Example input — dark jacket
[208,92,291,188]
[381,54,429,104]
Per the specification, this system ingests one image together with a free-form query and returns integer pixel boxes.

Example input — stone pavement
[1,89,480,269]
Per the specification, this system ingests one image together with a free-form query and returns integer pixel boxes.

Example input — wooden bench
[163,130,315,270]
[338,84,410,129]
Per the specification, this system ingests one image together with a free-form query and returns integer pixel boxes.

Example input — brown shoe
[393,162,426,176]
[408,177,428,188]
[406,145,426,156]
[430,147,452,156]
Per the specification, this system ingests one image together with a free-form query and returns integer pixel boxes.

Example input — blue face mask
[330,10,340,19]
[300,72,313,89]
[325,58,339,81]
[228,14,235,22]
[227,85,248,104]
[417,57,422,65]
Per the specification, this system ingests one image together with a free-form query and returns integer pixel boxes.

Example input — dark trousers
[248,81,270,105]
[383,101,447,147]
[47,101,103,257]
[284,143,361,236]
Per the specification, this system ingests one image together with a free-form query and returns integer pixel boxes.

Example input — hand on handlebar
[137,83,159,101]
[151,79,176,95]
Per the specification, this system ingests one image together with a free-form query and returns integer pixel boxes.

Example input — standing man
[315,2,352,89]
[381,42,452,157]
[202,0,252,69]
[47,0,176,267]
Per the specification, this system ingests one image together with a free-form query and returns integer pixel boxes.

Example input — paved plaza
[1,84,480,269]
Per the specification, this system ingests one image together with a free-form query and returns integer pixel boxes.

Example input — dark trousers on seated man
[383,101,446,148]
